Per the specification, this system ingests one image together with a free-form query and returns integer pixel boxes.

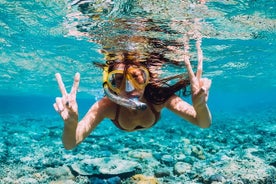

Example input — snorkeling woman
[53,44,212,150]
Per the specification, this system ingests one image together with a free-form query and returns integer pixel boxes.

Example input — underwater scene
[0,0,276,183]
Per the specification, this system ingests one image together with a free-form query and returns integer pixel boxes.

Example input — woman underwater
[53,35,212,150]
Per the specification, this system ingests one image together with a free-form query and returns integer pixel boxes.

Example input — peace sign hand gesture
[53,73,80,124]
[184,37,211,108]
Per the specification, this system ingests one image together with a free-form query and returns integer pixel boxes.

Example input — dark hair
[144,75,190,105]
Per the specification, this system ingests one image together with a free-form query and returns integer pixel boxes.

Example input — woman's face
[111,63,149,98]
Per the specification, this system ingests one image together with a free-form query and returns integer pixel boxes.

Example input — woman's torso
[104,97,162,131]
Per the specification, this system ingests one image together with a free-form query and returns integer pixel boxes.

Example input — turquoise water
[1,0,276,183]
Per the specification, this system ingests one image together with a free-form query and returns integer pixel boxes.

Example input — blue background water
[1,1,275,116]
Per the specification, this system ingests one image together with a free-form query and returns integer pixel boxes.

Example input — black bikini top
[111,102,160,131]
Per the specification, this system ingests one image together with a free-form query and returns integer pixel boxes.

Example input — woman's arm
[165,94,211,128]
[167,35,212,128]
[62,98,112,149]
[53,73,114,150]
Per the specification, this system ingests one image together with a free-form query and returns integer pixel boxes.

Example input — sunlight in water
[0,0,275,96]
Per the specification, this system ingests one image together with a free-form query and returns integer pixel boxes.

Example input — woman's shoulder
[96,97,117,109]
[95,97,117,118]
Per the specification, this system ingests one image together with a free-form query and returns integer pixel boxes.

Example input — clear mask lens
[125,80,135,92]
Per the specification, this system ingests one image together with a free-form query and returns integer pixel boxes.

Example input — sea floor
[0,107,275,184]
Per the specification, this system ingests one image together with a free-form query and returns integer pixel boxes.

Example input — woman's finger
[56,97,64,113]
[183,36,196,82]
[70,72,80,96]
[200,78,212,91]
[53,103,59,112]
[60,95,69,108]
[55,73,68,96]
[195,37,203,80]
[61,110,69,120]
[184,58,196,81]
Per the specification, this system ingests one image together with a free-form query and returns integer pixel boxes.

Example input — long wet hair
[94,49,190,105]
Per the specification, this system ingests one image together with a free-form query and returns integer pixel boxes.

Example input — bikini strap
[111,104,126,130]
[147,103,160,123]
[114,104,121,122]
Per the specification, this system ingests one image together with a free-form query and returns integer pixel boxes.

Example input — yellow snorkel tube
[103,67,147,110]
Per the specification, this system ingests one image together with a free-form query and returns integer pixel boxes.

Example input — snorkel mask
[103,65,149,110]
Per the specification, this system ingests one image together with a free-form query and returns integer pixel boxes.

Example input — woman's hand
[53,73,80,124]
[184,37,211,108]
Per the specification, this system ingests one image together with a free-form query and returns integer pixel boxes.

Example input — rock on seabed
[70,156,142,179]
